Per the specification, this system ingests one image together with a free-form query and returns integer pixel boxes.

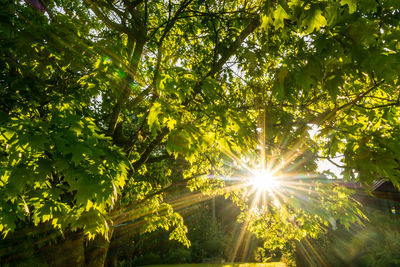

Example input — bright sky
[317,158,343,178]
[309,125,343,178]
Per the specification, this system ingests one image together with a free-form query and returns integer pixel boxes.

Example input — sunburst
[249,169,280,192]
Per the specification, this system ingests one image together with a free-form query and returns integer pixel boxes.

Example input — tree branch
[112,172,207,224]
[125,112,149,155]
[83,0,135,38]
[133,127,170,169]
[207,15,260,78]
[354,102,399,110]
[312,81,383,126]
[107,38,145,136]
[327,157,345,168]
[146,154,175,163]
[131,14,261,163]
[152,0,194,89]
[179,14,260,107]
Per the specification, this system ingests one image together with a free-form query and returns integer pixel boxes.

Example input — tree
[1,0,400,265]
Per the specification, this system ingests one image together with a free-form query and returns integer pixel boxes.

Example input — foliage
[188,206,226,262]
[1,0,400,264]
[242,181,365,249]
[314,207,400,266]
[0,103,128,237]
[220,0,400,256]
[115,197,243,265]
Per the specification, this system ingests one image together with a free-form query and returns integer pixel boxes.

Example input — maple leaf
[273,5,289,29]
[302,8,327,33]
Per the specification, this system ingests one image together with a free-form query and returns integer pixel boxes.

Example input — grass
[144,263,286,267]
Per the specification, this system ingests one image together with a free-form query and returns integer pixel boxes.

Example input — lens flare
[250,170,280,191]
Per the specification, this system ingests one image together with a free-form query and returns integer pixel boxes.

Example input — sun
[250,170,280,191]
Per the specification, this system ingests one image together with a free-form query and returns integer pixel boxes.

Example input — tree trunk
[85,229,113,267]
[0,225,85,266]
[45,230,85,266]
[105,228,120,267]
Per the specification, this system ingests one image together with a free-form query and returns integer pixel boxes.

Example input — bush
[164,247,191,263]
[298,209,400,266]
[130,252,161,266]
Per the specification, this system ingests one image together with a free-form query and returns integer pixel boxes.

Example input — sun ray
[229,187,262,262]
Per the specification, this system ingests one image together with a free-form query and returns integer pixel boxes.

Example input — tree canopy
[1,0,400,265]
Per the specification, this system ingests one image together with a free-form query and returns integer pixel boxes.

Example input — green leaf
[273,67,289,102]
[148,102,162,133]
[165,117,177,131]
[302,8,327,33]
[273,5,289,29]
[359,0,378,12]
[325,74,343,100]
[341,0,357,14]
[325,3,340,26]
[261,15,273,31]
[37,158,53,178]
[166,130,190,156]
[71,142,90,165]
